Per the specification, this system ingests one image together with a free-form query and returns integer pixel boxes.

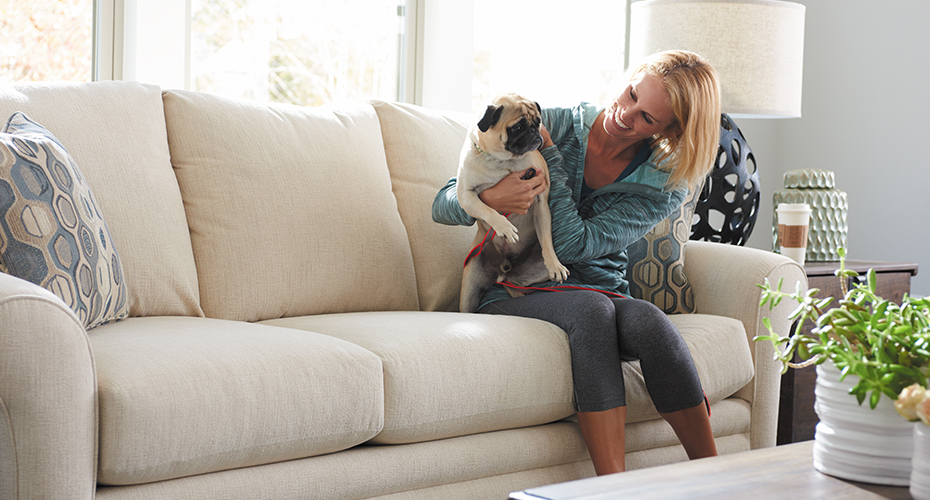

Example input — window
[471,0,628,112]
[0,0,94,82]
[189,0,405,106]
[2,0,630,112]
[416,1,629,113]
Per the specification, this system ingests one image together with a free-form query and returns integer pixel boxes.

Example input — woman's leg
[480,291,629,475]
[480,293,716,473]
[577,406,628,475]
[659,402,717,460]
[612,298,717,460]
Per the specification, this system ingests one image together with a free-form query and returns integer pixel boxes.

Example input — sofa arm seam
[0,396,18,500]
[0,294,85,330]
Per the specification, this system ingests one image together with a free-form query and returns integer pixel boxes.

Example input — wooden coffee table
[510,441,912,499]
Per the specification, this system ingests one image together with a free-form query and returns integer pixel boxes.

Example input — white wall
[741,0,930,296]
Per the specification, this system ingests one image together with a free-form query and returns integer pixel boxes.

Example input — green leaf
[870,390,881,409]
[788,303,806,322]
[798,341,811,359]
[815,296,834,310]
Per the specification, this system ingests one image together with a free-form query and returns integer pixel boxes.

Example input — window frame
[94,0,122,81]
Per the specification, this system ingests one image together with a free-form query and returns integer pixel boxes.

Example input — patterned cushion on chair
[0,112,128,329]
[626,184,702,314]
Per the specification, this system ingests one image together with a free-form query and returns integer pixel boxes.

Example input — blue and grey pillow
[626,185,701,314]
[0,112,128,329]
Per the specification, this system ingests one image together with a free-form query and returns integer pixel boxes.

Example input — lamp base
[690,113,760,246]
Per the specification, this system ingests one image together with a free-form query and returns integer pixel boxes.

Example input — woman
[432,50,721,475]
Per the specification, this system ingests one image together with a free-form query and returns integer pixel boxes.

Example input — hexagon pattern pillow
[0,112,128,329]
[626,184,701,314]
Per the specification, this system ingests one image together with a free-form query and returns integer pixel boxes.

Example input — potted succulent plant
[757,248,930,486]
[758,248,930,407]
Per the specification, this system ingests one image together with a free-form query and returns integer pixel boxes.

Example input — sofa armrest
[683,241,807,450]
[0,273,96,499]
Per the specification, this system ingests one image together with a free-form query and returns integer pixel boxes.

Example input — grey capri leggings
[479,290,705,413]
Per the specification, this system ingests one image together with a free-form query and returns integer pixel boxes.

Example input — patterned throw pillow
[626,185,702,314]
[0,112,128,329]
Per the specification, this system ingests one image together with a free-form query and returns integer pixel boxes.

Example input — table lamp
[628,0,805,245]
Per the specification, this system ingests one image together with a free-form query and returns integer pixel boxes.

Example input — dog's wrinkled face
[474,93,543,158]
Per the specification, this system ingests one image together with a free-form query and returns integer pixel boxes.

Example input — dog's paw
[494,223,519,243]
[547,263,570,283]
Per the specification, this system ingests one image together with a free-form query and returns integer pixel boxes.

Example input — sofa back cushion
[0,82,203,318]
[371,101,476,312]
[163,91,419,321]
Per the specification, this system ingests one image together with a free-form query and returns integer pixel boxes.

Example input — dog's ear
[534,102,542,113]
[477,105,504,133]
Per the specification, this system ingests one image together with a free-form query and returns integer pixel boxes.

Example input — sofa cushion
[0,81,203,318]
[261,311,576,444]
[89,317,384,485]
[0,112,128,329]
[264,310,753,440]
[370,101,476,312]
[162,92,419,321]
[627,183,701,314]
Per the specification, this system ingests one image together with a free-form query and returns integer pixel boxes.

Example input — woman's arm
[431,165,548,227]
[432,178,476,226]
[542,147,687,264]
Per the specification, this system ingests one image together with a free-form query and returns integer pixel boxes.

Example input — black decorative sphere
[690,114,760,246]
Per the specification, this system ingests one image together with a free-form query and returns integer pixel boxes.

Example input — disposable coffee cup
[776,203,811,264]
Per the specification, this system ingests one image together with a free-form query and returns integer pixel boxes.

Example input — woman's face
[603,72,677,140]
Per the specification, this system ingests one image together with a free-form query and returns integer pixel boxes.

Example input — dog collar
[473,142,491,156]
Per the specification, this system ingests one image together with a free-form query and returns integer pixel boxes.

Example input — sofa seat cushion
[261,311,576,444]
[162,91,419,321]
[0,81,203,318]
[89,317,384,486]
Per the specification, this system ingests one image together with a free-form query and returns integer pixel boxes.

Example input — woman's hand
[539,124,554,149]
[478,169,546,215]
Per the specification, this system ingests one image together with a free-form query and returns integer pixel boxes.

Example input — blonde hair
[627,50,721,190]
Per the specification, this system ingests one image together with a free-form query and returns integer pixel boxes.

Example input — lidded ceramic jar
[773,169,848,262]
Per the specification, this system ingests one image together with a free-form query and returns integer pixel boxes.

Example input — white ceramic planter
[812,364,916,486]
[912,425,930,500]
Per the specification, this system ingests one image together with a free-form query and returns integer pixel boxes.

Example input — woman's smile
[603,109,631,136]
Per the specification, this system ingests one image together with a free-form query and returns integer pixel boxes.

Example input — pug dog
[457,93,569,313]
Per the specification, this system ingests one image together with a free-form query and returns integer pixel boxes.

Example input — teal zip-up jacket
[432,103,687,310]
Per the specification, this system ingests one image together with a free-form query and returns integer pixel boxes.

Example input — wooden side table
[776,260,919,445]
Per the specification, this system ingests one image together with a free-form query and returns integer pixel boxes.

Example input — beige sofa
[0,81,806,500]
